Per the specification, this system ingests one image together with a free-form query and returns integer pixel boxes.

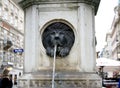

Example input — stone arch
[40,19,76,35]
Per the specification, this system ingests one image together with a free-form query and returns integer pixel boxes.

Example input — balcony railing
[3,40,13,50]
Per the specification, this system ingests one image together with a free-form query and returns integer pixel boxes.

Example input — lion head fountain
[42,22,75,57]
[18,0,102,88]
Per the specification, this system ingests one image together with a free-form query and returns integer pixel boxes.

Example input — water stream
[52,44,57,88]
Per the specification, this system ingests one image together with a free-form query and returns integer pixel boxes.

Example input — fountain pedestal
[18,0,102,88]
[18,72,101,88]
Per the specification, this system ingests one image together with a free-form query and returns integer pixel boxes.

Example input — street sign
[103,78,119,87]
[13,49,24,53]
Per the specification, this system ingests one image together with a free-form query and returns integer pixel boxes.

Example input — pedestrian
[14,74,17,85]
[1,68,10,88]
[9,74,13,88]
[0,74,3,88]
[1,74,10,88]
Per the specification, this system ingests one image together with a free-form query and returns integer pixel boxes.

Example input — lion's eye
[59,32,64,35]
[51,32,55,35]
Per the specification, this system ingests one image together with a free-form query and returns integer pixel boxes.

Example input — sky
[95,0,118,52]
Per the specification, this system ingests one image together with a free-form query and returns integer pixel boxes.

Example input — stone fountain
[18,0,102,88]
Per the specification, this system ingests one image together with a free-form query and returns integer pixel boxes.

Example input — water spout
[52,44,57,88]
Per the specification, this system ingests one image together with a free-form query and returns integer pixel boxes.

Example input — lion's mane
[42,22,75,57]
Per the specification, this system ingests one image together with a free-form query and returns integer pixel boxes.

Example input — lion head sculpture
[42,22,75,57]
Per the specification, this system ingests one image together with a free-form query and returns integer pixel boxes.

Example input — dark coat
[0,78,2,88]
[9,79,13,88]
[1,77,13,88]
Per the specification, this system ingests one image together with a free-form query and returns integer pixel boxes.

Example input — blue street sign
[14,49,24,53]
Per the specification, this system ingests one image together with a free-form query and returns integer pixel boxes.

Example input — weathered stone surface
[18,0,102,88]
[19,0,100,15]
[18,72,102,88]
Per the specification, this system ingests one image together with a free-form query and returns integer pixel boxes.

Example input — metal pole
[52,44,57,88]
[101,66,104,87]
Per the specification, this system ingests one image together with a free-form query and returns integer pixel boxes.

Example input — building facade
[0,0,24,80]
[110,5,120,60]
[103,4,120,60]
[101,4,120,78]
[104,32,112,58]
[98,4,120,78]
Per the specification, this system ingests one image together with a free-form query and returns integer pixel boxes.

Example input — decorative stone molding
[18,72,102,88]
[18,78,101,88]
[19,0,100,15]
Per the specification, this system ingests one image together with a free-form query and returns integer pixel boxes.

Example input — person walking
[1,75,10,88]
[13,74,17,88]
[1,68,12,88]
[9,74,13,88]
[0,74,2,88]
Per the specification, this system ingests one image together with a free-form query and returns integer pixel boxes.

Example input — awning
[96,57,120,66]
[7,62,14,66]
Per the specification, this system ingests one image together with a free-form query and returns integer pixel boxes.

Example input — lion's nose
[54,33,59,40]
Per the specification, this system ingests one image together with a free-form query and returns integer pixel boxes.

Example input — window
[0,6,2,16]
[3,10,8,20]
[4,0,9,6]
[15,8,18,15]
[10,15,13,24]
[14,17,18,27]
[0,40,3,48]
[0,27,1,32]
[10,3,14,11]
[0,0,3,5]
[0,51,3,59]
[9,33,13,41]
